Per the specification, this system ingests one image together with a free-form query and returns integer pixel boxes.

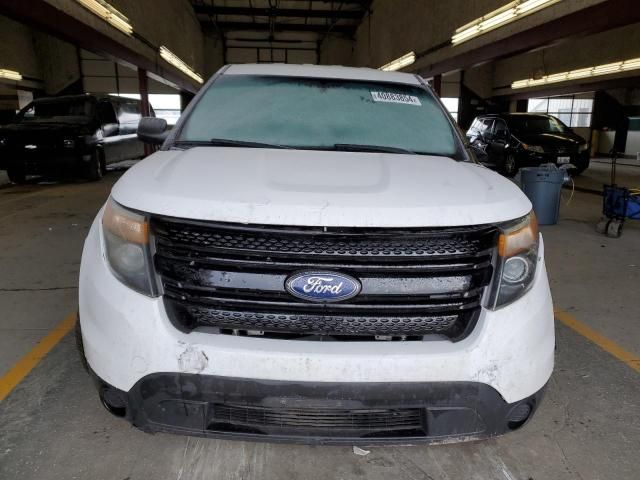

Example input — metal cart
[595,150,640,238]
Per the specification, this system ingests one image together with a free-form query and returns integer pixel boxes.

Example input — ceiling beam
[206,21,355,34]
[267,0,368,3]
[497,75,640,100]
[0,0,199,92]
[417,0,640,79]
[193,5,365,20]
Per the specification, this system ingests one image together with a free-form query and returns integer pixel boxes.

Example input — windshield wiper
[332,143,416,155]
[174,138,289,149]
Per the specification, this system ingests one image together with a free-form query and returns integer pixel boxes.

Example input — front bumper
[88,368,546,445]
[79,213,555,441]
[6,148,91,175]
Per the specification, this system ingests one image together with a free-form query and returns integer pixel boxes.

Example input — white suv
[78,64,554,444]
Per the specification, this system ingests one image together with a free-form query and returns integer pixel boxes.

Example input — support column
[432,74,442,97]
[137,68,150,116]
[137,68,152,156]
[180,91,195,112]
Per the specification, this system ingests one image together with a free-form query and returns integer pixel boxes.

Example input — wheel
[99,149,107,175]
[7,164,26,184]
[571,166,587,176]
[84,150,104,181]
[503,154,518,177]
[606,220,623,238]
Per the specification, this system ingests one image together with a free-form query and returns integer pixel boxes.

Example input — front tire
[7,164,26,184]
[503,153,518,177]
[84,150,104,181]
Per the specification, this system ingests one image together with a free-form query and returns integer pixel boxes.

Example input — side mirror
[102,123,119,137]
[137,117,168,145]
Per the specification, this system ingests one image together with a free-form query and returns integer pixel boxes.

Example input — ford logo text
[285,272,361,302]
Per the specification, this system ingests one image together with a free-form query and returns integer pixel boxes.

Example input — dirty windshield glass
[178,75,458,157]
[19,98,94,123]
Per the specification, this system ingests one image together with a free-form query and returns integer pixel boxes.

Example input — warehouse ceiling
[191,0,371,61]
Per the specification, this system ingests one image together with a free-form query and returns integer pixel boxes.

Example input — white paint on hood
[111,147,531,227]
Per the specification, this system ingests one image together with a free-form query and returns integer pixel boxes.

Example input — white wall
[625,131,640,158]
[320,35,353,66]
[81,50,178,95]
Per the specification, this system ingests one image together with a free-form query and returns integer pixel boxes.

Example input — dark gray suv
[0,94,149,183]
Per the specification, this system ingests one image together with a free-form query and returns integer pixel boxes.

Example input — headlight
[0,137,7,147]
[63,139,75,148]
[578,143,589,152]
[523,144,544,154]
[102,198,157,296]
[488,212,539,309]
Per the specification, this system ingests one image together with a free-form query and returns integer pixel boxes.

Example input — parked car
[466,113,590,176]
[78,64,554,444]
[0,94,147,183]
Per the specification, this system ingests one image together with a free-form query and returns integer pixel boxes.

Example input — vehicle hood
[111,147,532,228]
[513,131,585,147]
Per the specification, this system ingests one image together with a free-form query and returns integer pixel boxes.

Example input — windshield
[177,75,459,157]
[18,98,94,123]
[507,115,569,134]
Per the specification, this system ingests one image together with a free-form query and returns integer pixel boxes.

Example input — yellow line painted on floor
[555,309,640,373]
[0,312,76,402]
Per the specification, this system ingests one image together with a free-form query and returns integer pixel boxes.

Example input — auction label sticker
[371,91,421,106]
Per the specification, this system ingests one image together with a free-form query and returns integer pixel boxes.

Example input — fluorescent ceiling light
[379,52,416,72]
[159,46,204,84]
[511,57,640,89]
[76,0,133,35]
[452,0,563,45]
[0,69,22,81]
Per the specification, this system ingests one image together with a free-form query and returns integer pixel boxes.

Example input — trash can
[520,165,566,225]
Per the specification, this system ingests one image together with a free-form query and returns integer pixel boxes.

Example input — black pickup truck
[0,94,149,183]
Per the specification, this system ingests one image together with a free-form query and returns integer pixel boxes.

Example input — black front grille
[165,304,460,337]
[164,224,481,258]
[152,217,497,341]
[209,404,424,437]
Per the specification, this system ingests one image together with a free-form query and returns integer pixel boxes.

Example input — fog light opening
[100,388,127,418]
[507,402,532,430]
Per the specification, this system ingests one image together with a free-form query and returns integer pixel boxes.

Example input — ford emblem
[285,271,361,303]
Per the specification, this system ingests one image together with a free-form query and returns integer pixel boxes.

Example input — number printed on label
[371,91,422,106]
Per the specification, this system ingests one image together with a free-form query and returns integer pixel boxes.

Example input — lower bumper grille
[210,404,424,436]
[152,217,497,341]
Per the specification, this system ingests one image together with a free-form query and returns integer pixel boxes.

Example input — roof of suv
[224,63,423,86]
[481,113,555,118]
[30,94,141,104]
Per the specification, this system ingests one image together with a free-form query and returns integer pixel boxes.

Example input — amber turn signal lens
[103,199,148,245]
[498,213,538,257]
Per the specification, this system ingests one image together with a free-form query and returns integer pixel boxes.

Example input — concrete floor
[1,170,639,479]
[572,158,640,193]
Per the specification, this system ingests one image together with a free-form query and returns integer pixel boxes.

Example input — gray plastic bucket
[520,166,565,225]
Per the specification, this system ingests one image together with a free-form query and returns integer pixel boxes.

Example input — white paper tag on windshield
[371,91,421,106]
